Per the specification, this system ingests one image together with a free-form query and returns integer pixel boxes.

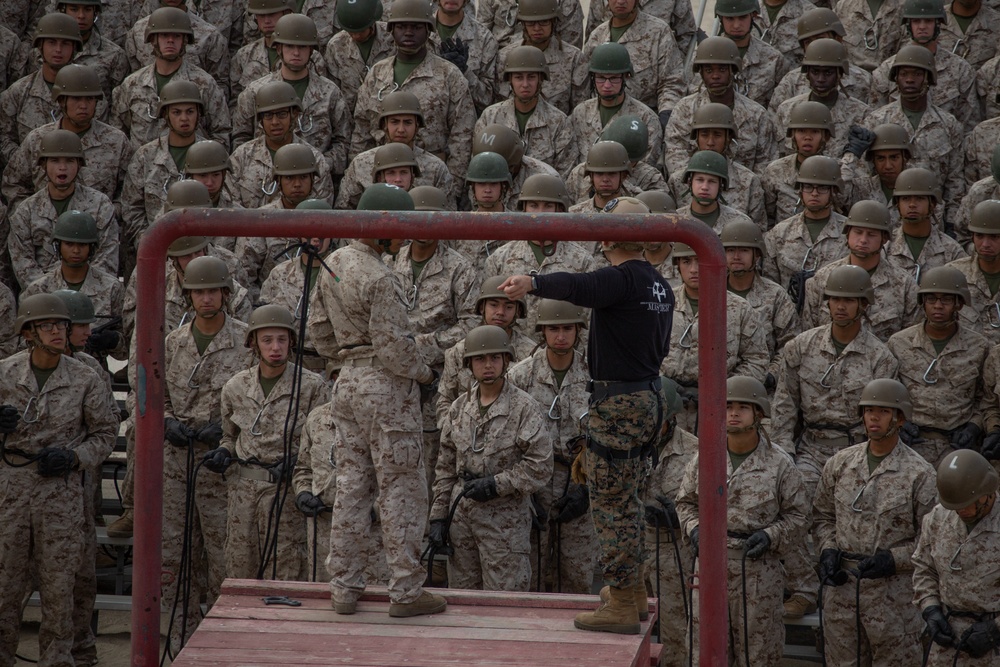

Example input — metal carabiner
[914,263,921,285]
[547,394,561,421]
[146,97,160,120]
[50,109,60,123]
[471,423,487,453]
[261,178,278,196]
[403,284,418,311]
[297,113,314,134]
[950,37,966,57]
[800,244,815,271]
[376,81,400,102]
[948,542,965,571]
[294,294,304,321]
[504,5,518,26]
[988,302,1000,329]
[863,25,879,50]
[922,357,939,385]
[850,482,867,512]
[819,361,836,389]
[22,396,40,424]
[678,321,696,349]
[186,358,204,389]
[249,406,265,436]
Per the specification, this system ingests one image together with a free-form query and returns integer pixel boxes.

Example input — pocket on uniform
[375,427,423,474]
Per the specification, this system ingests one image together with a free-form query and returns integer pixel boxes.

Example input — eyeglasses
[594,75,624,85]
[922,294,957,305]
[34,321,69,332]
[260,110,290,121]
[799,184,832,194]
[522,19,553,26]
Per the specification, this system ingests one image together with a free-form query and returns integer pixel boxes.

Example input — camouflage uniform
[668,160,766,230]
[565,161,656,203]
[975,53,1000,121]
[221,362,327,581]
[8,184,119,289]
[963,117,1000,186]
[640,423,698,667]
[507,346,597,594]
[0,284,16,358]
[663,88,779,175]
[229,41,329,108]
[476,98,575,177]
[756,0,818,72]
[955,177,1000,250]
[869,47,980,132]
[163,315,253,643]
[661,287,769,432]
[336,145,458,209]
[886,225,967,281]
[866,101,965,231]
[676,439,809,667]
[775,92,871,159]
[730,36,790,110]
[567,95,663,170]
[242,0,339,47]
[0,352,116,667]
[0,70,107,164]
[233,201,305,294]
[813,441,936,665]
[91,5,138,48]
[0,25,27,92]
[125,10,230,86]
[835,0,905,72]
[1,119,132,215]
[312,240,438,607]
[352,54,476,186]
[21,264,124,327]
[481,0,584,49]
[912,503,1000,667]
[586,0,697,57]
[768,64,873,114]
[946,255,1000,346]
[771,325,899,486]
[228,136,335,209]
[801,257,922,341]
[63,30,129,104]
[259,254,337,363]
[432,378,553,591]
[485,241,597,332]
[938,3,1000,71]
[293,401,337,581]
[496,37,590,116]
[763,210,849,289]
[323,24,396,113]
[233,71,352,175]
[887,322,989,466]
[428,15,499,115]
[676,202,759,233]
[736,274,800,379]
[505,154,561,211]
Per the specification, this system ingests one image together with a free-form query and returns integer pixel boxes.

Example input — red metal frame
[132,208,728,666]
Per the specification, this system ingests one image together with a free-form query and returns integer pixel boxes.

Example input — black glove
[951,422,982,450]
[268,456,294,482]
[85,329,120,355]
[763,372,776,393]
[658,110,672,128]
[689,526,699,558]
[203,447,233,473]
[439,37,469,73]
[922,605,956,647]
[959,618,1000,658]
[196,421,224,448]
[819,548,848,586]
[982,428,1000,460]
[164,417,195,448]
[898,421,920,446]
[0,404,19,434]
[645,494,680,529]
[843,125,877,157]
[744,530,771,559]
[463,475,498,502]
[530,494,548,531]
[295,490,327,517]
[553,483,590,523]
[420,369,440,401]
[428,518,448,550]
[678,385,698,410]
[36,447,78,477]
[855,548,895,579]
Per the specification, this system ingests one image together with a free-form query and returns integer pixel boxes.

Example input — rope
[741,550,751,667]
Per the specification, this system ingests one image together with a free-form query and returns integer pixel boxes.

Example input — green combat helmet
[357,183,415,211]
[467,151,513,185]
[857,378,912,421]
[337,0,383,31]
[683,150,729,189]
[601,115,648,162]
[727,375,770,417]
[936,450,999,510]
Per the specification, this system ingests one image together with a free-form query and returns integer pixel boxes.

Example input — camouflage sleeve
[94,196,120,277]
[493,402,554,497]
[430,399,460,520]
[910,509,943,610]
[231,86,255,151]
[203,79,233,150]
[655,34,687,112]
[203,29,231,91]
[940,117,967,232]
[349,74,379,161]
[443,69,477,186]
[306,272,342,363]
[798,272,823,331]
[811,451,839,552]
[770,336,803,456]
[0,139,33,211]
[733,303,769,382]
[890,468,937,572]
[0,86,20,163]
[767,452,809,551]
[981,347,1000,433]
[120,152,145,250]
[436,344,462,428]
[7,204,41,289]
[73,365,120,470]
[746,173,767,230]
[293,409,318,497]
[369,273,433,381]
[325,91,352,176]
[674,453,701,536]
[109,80,131,137]
[220,379,239,454]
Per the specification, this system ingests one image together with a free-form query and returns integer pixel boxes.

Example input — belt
[1,452,38,469]
[588,377,661,403]
[235,465,275,483]
[341,356,384,368]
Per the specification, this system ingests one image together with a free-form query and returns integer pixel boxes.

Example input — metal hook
[186,358,204,389]
[850,482,867,512]
[146,98,160,120]
[504,6,518,26]
[678,321,696,349]
[376,81,400,102]
[297,113,314,134]
[22,396,40,424]
[403,284,418,311]
[178,311,191,329]
[914,263,921,284]
[50,109,60,123]
[471,422,486,453]
[819,361,836,389]
[262,178,277,196]
[548,394,561,421]
[863,25,879,50]
[950,37,966,56]
[800,244,815,271]
[922,357,940,385]
[294,294,304,320]
[948,542,965,571]
[988,302,1000,329]
[249,406,265,436]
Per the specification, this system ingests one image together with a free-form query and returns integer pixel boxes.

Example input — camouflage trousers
[643,526,694,667]
[224,474,307,582]
[585,388,661,589]
[0,466,85,667]
[310,511,391,585]
[821,569,923,666]
[327,370,428,606]
[690,552,785,667]
[530,463,598,594]
[448,488,531,592]
[162,442,228,649]
[71,470,99,667]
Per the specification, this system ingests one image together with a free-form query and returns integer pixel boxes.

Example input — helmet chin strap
[868,420,899,443]
[260,356,287,368]
[899,81,929,103]
[925,312,959,331]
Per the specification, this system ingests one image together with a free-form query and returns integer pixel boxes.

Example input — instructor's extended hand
[499,275,533,301]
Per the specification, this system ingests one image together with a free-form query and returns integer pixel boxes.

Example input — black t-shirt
[533,259,673,382]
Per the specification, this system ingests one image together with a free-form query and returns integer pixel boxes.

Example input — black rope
[818,583,826,667]
[741,549,751,667]
[687,553,697,667]
[423,487,469,586]
[855,572,863,667]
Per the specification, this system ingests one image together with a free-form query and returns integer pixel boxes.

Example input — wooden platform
[172,579,657,667]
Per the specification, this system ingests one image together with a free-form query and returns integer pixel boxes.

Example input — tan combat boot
[598,566,650,621]
[574,585,640,634]
[388,591,447,618]
[106,509,134,538]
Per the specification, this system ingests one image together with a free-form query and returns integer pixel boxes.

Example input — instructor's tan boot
[388,591,447,618]
[574,586,640,634]
[106,510,134,538]
[598,566,650,621]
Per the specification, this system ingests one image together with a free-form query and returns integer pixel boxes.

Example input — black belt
[587,377,662,403]
[586,438,655,461]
